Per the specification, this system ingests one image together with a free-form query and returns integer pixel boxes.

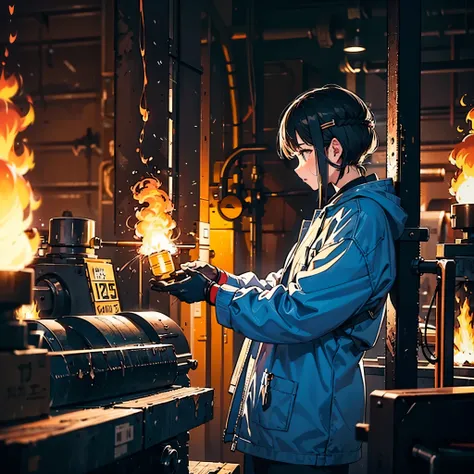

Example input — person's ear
[330,138,343,164]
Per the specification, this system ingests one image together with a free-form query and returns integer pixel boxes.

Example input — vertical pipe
[434,259,456,388]
[174,0,204,458]
[138,257,143,310]
[385,0,421,389]
[345,73,356,93]
[99,0,115,238]
[449,36,455,128]
[248,0,264,276]
[200,11,214,459]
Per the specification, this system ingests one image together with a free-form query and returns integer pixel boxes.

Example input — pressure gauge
[217,195,244,221]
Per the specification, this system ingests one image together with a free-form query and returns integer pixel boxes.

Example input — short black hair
[277,84,378,172]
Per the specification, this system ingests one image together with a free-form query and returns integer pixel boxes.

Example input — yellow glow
[131,177,177,256]
[15,301,39,322]
[0,70,40,270]
[343,45,366,53]
[449,105,474,204]
[454,298,474,366]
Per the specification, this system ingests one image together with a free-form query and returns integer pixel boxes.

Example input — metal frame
[385,0,422,389]
[415,258,456,387]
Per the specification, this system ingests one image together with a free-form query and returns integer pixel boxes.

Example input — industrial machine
[0,217,220,474]
[33,216,121,318]
[0,310,214,474]
[356,203,474,474]
[357,387,474,474]
[363,207,474,390]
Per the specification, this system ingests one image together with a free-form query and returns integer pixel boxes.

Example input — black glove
[150,269,215,304]
[180,261,223,283]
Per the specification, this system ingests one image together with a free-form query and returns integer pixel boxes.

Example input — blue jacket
[214,177,407,466]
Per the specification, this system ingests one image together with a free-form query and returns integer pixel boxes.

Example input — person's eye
[298,149,311,161]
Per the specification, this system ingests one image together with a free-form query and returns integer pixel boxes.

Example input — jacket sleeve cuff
[208,283,219,305]
[221,271,240,287]
[214,284,239,329]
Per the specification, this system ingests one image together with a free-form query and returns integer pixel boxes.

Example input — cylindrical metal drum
[28,311,195,407]
[49,343,178,407]
[48,217,96,256]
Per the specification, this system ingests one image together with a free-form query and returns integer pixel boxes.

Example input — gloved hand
[180,261,227,284]
[150,269,215,304]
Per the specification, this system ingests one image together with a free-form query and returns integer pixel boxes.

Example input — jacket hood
[327,177,407,240]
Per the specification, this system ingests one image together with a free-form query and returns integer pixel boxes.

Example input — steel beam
[385,0,421,389]
[174,0,206,460]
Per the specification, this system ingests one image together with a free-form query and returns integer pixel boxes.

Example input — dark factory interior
[1,0,474,473]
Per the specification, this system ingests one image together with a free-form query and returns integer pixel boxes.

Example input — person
[151,84,407,474]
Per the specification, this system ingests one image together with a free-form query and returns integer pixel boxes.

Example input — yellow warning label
[84,258,121,315]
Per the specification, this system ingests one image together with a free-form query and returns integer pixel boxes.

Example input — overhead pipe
[371,7,474,17]
[340,59,474,75]
[16,5,101,19]
[219,145,269,200]
[31,91,99,102]
[202,26,474,45]
[449,36,456,127]
[372,105,471,122]
[206,0,241,149]
[16,37,101,50]
[33,182,99,193]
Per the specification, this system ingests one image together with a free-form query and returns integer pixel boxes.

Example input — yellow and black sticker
[84,258,121,315]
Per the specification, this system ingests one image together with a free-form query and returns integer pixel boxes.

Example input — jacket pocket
[255,374,298,432]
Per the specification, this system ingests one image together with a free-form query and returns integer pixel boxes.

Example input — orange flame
[4,48,8,58]
[454,298,474,366]
[15,301,39,322]
[9,32,17,44]
[8,5,14,15]
[449,103,474,204]
[131,177,177,256]
[0,70,40,270]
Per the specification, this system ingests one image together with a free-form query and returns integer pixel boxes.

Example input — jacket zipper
[230,343,263,451]
[222,338,253,443]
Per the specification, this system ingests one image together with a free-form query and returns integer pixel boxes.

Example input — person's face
[293,132,320,190]
[293,132,343,190]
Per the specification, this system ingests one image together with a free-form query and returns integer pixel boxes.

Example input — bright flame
[0,70,40,270]
[454,298,474,366]
[15,301,39,322]
[449,103,474,204]
[131,177,177,256]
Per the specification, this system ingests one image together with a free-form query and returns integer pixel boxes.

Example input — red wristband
[217,271,228,285]
[208,284,220,305]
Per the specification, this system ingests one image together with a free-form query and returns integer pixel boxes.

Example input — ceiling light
[344,33,366,53]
